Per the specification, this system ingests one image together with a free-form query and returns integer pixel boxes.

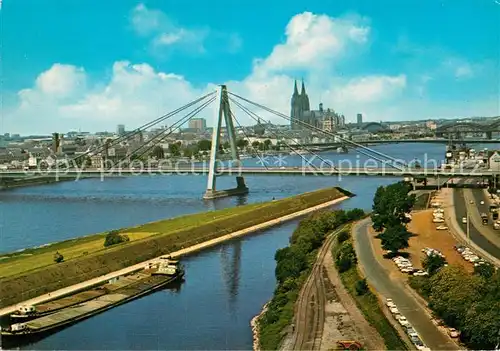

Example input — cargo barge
[0,257,184,339]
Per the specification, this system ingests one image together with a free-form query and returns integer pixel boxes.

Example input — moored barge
[1,257,184,338]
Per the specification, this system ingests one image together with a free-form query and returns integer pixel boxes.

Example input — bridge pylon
[203,85,249,200]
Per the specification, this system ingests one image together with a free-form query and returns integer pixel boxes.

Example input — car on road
[386,298,396,308]
[389,306,399,314]
[480,200,485,205]
[406,327,419,339]
[433,218,444,223]
[436,225,448,230]
[462,217,467,223]
[469,200,474,204]
[413,270,429,276]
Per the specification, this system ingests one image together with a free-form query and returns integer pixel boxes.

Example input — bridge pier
[203,85,249,200]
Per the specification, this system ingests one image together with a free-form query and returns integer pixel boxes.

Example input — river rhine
[0,143,496,350]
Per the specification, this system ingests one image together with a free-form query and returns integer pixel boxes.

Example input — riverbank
[0,187,351,311]
[251,302,268,351]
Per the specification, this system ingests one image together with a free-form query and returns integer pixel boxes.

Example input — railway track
[289,227,343,350]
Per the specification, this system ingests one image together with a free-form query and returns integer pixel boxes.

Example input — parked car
[448,328,460,338]
[436,225,448,230]
[462,217,467,223]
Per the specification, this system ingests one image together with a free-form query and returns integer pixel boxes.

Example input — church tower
[300,79,310,112]
[291,80,301,130]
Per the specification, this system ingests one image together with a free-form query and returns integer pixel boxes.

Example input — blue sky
[2,0,499,134]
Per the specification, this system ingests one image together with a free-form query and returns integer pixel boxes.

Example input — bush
[337,230,350,243]
[355,279,369,295]
[422,254,446,275]
[54,251,64,263]
[335,242,357,273]
[104,230,130,248]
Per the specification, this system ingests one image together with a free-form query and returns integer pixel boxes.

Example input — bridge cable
[227,92,408,170]
[229,92,406,170]
[107,96,216,168]
[229,97,331,171]
[68,91,216,167]
[222,96,270,170]
[229,96,338,171]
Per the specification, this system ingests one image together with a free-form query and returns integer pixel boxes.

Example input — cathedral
[290,80,345,131]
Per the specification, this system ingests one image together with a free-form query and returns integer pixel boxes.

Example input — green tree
[355,279,369,295]
[371,182,415,232]
[54,251,64,263]
[423,254,446,275]
[251,141,260,150]
[183,148,193,158]
[263,139,272,150]
[222,141,230,150]
[274,247,306,283]
[236,138,248,149]
[168,142,181,157]
[474,262,495,279]
[104,230,130,247]
[150,145,165,159]
[376,223,411,253]
[428,265,484,328]
[197,139,211,151]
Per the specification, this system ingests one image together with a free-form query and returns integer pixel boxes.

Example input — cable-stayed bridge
[1,86,497,198]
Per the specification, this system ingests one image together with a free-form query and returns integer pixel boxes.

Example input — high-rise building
[189,118,207,132]
[357,113,363,127]
[116,124,125,135]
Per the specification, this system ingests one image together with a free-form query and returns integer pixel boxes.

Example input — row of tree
[148,138,288,160]
[371,181,416,255]
[258,208,365,350]
[411,264,500,349]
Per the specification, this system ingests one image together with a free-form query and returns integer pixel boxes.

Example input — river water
[0,143,496,350]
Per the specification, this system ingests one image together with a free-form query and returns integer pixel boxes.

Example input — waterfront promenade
[0,195,348,317]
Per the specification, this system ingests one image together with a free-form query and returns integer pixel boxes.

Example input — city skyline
[2,0,499,135]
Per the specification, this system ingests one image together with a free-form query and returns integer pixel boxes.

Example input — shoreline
[0,195,349,317]
[250,302,268,351]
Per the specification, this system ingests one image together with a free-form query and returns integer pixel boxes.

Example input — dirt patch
[368,207,473,279]
[320,266,358,350]
[407,210,473,272]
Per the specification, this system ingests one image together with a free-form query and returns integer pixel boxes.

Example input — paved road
[453,189,500,259]
[353,218,457,350]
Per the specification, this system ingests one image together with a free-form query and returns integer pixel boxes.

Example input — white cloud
[255,12,369,73]
[131,3,237,55]
[442,58,476,79]
[13,10,491,134]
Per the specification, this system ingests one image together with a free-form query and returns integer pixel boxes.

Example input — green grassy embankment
[0,186,351,308]
[332,233,408,350]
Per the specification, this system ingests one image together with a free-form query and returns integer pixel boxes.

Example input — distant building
[426,121,437,130]
[290,80,345,131]
[357,113,363,127]
[188,118,206,132]
[116,124,126,135]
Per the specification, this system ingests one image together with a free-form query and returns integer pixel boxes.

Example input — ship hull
[1,271,184,341]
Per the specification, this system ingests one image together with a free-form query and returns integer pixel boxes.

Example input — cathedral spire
[301,78,306,95]
[293,80,299,95]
